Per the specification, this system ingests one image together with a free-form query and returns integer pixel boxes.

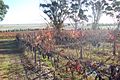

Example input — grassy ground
[0,38,119,80]
[50,45,120,79]
[0,39,25,80]
[24,48,116,80]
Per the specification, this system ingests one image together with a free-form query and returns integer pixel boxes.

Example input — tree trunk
[33,47,37,64]
[92,22,98,30]
[54,24,63,45]
[34,52,36,64]
[113,40,116,55]
[80,45,83,59]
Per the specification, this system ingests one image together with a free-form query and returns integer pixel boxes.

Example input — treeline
[0,27,115,33]
[0,28,40,32]
[87,23,117,27]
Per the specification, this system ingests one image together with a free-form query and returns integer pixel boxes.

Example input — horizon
[0,23,117,31]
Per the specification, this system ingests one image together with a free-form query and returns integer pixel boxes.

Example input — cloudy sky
[0,0,117,24]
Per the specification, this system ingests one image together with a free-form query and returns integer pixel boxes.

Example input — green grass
[0,54,24,80]
[20,41,120,80]
[0,38,24,80]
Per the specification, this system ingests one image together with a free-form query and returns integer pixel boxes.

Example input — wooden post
[80,45,83,59]
[38,59,41,80]
[113,41,116,55]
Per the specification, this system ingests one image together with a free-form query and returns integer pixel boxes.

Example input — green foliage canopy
[40,0,70,29]
[0,0,9,21]
[40,0,88,30]
[104,0,120,20]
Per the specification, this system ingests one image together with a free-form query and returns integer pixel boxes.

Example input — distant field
[0,32,16,39]
[0,30,41,39]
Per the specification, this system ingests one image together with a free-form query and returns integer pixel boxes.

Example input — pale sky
[0,0,116,24]
[0,0,49,24]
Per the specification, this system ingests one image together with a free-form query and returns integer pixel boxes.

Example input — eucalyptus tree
[40,0,70,33]
[104,0,120,55]
[40,0,89,31]
[104,0,120,28]
[87,0,108,29]
[0,0,9,21]
[69,0,88,30]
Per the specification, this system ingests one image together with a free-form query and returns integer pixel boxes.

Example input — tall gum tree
[104,0,120,55]
[69,0,88,30]
[39,0,88,32]
[87,0,109,29]
[40,0,70,34]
